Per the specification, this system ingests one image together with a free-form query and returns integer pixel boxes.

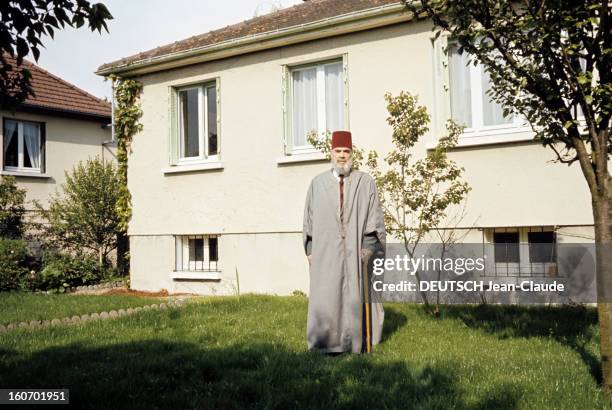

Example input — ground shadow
[440,304,601,385]
[381,306,408,343]
[0,340,521,409]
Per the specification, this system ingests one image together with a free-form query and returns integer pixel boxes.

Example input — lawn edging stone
[0,298,189,334]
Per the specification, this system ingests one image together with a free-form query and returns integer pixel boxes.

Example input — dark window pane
[23,138,31,167]
[189,238,204,263]
[3,121,18,167]
[209,236,218,262]
[180,89,200,157]
[528,231,556,263]
[207,86,217,156]
[494,232,519,263]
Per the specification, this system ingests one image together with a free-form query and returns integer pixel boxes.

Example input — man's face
[331,147,352,165]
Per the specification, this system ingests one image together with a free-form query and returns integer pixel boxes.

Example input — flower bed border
[0,298,188,334]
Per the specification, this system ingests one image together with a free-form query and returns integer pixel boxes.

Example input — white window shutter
[281,65,290,154]
[216,77,221,156]
[342,53,350,130]
[168,87,178,165]
[432,35,450,134]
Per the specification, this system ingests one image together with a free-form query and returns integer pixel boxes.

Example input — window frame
[168,78,220,167]
[282,54,349,155]
[2,117,45,174]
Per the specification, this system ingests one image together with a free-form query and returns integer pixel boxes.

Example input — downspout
[101,78,116,161]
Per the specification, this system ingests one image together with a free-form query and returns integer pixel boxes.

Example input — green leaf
[15,37,29,58]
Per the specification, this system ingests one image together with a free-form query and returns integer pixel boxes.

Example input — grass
[0,292,165,325]
[0,295,610,409]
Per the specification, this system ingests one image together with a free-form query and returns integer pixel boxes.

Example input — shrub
[0,175,27,239]
[33,157,121,266]
[27,252,115,292]
[0,238,29,291]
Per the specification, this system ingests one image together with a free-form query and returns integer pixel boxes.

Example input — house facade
[97,0,595,295]
[1,58,114,226]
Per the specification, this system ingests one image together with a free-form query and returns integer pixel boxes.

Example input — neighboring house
[1,57,114,226]
[97,0,595,295]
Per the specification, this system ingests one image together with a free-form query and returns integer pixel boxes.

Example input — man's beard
[331,156,353,176]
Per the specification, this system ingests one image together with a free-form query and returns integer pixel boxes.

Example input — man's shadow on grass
[0,339,520,409]
[440,304,601,385]
[381,306,408,343]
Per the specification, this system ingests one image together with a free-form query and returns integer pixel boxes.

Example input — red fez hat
[331,131,352,149]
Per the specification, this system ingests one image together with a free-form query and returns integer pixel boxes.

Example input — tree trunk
[594,194,612,390]
[116,231,129,277]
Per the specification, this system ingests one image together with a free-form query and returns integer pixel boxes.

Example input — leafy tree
[33,157,120,266]
[0,175,26,239]
[366,92,470,308]
[409,0,611,388]
[0,0,113,110]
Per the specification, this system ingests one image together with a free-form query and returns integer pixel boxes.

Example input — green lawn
[0,292,165,325]
[0,295,610,409]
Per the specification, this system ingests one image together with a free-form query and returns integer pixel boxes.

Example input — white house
[97,0,595,295]
[2,57,114,226]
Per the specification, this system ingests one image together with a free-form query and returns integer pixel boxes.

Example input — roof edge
[13,103,112,123]
[96,2,417,77]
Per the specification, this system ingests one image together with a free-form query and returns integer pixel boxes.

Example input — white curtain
[3,120,17,157]
[481,68,512,126]
[325,62,344,133]
[292,68,317,147]
[23,122,40,168]
[449,46,472,128]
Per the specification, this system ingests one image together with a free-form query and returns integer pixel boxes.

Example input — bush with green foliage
[33,157,121,266]
[0,238,30,291]
[0,175,27,239]
[25,251,115,292]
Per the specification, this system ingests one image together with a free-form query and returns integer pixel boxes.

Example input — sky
[32,0,304,101]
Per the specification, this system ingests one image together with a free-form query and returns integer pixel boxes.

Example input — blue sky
[33,0,303,100]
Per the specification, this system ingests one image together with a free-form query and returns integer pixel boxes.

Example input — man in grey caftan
[302,130,386,354]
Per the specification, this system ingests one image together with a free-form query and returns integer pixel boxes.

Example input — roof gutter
[96,2,419,77]
[17,103,111,123]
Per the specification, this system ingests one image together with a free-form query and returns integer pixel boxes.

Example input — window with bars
[175,235,219,272]
[486,227,558,277]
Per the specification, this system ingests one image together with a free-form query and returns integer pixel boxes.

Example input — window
[433,35,528,138]
[447,43,520,132]
[169,80,219,165]
[175,234,219,272]
[3,119,44,173]
[485,227,557,277]
[283,56,348,154]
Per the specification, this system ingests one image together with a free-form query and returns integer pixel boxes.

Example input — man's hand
[360,248,373,263]
[307,254,312,266]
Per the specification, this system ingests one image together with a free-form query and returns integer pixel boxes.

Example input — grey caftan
[302,169,386,353]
